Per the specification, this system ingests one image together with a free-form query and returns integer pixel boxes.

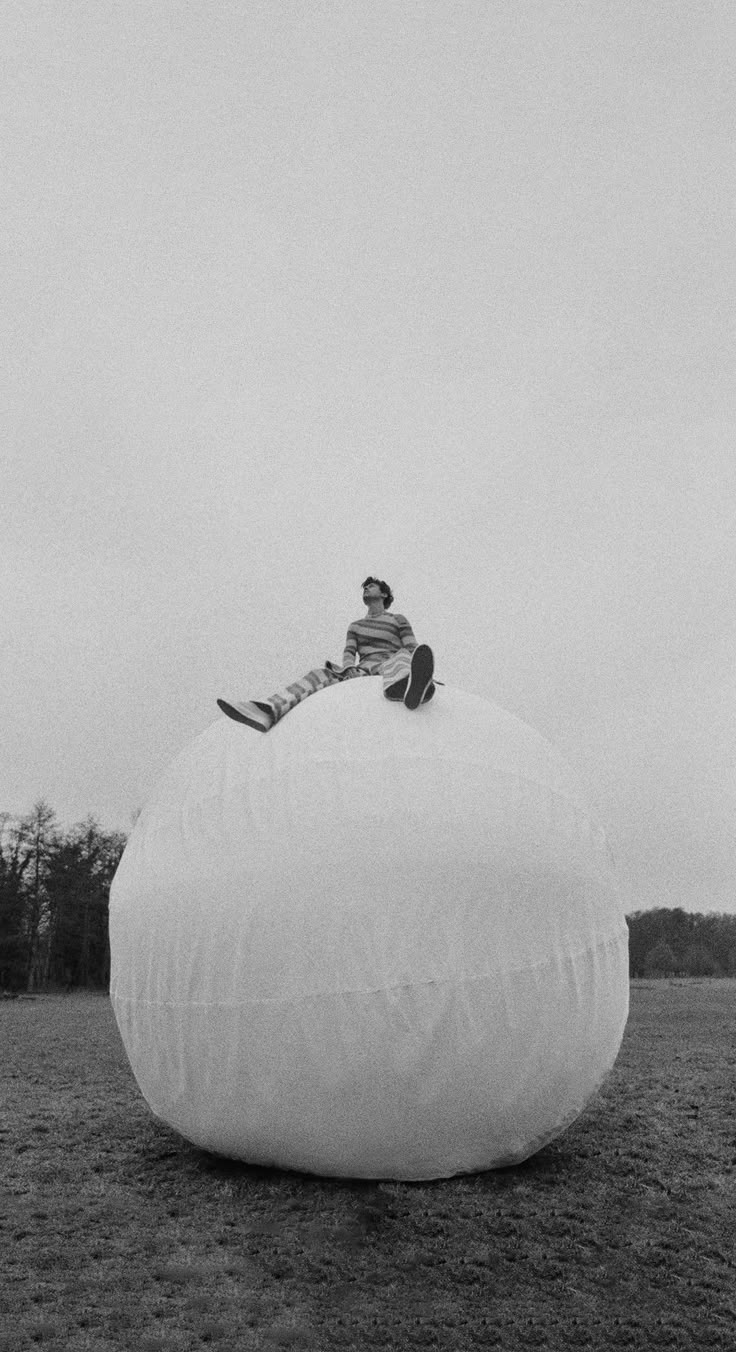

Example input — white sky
[3,1,734,913]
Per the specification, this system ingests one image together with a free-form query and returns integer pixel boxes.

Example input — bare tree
[0,813,33,991]
[18,801,59,991]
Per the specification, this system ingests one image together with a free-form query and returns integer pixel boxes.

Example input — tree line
[2,804,735,992]
[0,801,126,993]
[627,908,736,978]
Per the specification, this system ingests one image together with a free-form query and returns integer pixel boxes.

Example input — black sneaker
[217,699,274,732]
[404,645,435,710]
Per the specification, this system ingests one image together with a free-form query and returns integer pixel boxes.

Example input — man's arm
[395,614,417,651]
[340,626,358,668]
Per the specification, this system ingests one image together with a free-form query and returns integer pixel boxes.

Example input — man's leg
[218,663,374,731]
[381,647,435,707]
[404,644,435,710]
[381,650,410,701]
[267,667,339,724]
[218,666,339,731]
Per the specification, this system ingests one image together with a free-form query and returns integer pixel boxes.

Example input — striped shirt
[342,612,417,671]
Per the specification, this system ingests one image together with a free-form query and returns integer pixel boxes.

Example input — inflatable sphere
[109,678,629,1180]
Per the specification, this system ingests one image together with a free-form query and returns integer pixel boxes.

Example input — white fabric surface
[109,678,629,1179]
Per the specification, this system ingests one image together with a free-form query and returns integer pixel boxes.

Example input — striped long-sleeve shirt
[341,612,417,672]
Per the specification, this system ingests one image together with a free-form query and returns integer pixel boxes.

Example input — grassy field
[2,981,735,1351]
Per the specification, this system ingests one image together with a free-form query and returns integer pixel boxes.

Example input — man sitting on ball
[217,577,436,732]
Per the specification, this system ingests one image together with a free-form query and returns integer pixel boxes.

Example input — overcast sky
[3,2,734,914]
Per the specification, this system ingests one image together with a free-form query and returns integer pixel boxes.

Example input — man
[217,577,435,732]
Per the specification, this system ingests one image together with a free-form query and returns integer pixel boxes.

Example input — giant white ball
[109,678,628,1180]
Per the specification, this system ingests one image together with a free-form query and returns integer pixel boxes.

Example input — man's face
[363,580,384,606]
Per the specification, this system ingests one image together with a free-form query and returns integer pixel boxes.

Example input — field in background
[2,981,735,1351]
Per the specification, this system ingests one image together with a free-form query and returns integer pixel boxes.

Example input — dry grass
[2,981,735,1351]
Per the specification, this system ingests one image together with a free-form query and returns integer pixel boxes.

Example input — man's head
[362,576,394,610]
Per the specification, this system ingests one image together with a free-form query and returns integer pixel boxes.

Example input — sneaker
[404,644,435,710]
[217,699,274,732]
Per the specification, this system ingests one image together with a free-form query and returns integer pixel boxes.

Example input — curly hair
[362,576,394,610]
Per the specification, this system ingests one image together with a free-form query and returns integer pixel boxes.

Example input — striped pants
[267,649,433,724]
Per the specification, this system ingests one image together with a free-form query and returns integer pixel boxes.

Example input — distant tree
[700,915,736,974]
[0,813,32,991]
[627,911,664,977]
[18,801,60,990]
[627,910,688,977]
[45,818,126,989]
[628,909,736,978]
[44,835,88,989]
[683,943,718,977]
[645,940,678,977]
[1,804,127,992]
